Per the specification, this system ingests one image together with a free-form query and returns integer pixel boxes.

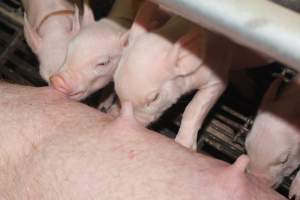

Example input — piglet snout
[50,75,72,95]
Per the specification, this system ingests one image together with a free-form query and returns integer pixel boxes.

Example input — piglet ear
[23,13,42,53]
[168,29,205,76]
[70,5,80,36]
[81,3,95,27]
[129,0,171,41]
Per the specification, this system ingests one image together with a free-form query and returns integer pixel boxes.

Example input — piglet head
[245,77,300,187]
[114,28,205,125]
[50,5,128,100]
[23,5,81,82]
[245,112,300,187]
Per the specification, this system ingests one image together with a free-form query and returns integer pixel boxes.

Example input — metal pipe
[152,0,300,72]
[0,7,23,25]
[271,0,300,13]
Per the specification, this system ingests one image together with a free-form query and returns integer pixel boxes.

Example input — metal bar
[152,0,300,72]
[0,6,23,25]
[221,105,251,122]
[215,114,244,131]
[0,31,21,65]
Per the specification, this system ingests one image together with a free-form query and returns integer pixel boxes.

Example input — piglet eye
[152,93,159,102]
[280,155,289,164]
[278,153,289,165]
[97,57,111,67]
[146,92,160,106]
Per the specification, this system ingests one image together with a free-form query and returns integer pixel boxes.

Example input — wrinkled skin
[114,12,271,150]
[245,77,300,199]
[22,0,81,82]
[49,0,140,100]
[0,81,287,200]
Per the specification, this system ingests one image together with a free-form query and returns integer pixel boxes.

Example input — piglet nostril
[50,74,72,95]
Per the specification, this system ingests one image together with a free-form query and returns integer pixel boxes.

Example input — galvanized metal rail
[152,0,300,72]
[0,0,23,25]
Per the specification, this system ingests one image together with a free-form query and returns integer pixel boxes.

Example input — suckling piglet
[114,12,271,150]
[22,0,80,82]
[50,0,170,100]
[245,76,300,200]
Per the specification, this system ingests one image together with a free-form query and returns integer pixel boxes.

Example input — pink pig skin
[0,81,286,200]
[48,0,136,100]
[22,0,80,82]
[49,0,171,100]
[114,11,272,150]
[245,76,300,200]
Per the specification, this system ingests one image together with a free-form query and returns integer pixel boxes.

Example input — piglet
[114,10,271,150]
[50,0,171,100]
[0,81,287,199]
[245,76,300,199]
[22,0,80,82]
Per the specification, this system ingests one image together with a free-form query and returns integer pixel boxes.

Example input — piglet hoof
[97,94,116,113]
[175,135,197,151]
[107,104,121,118]
[289,172,300,200]
[98,101,113,113]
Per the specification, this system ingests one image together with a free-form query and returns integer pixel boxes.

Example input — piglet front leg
[290,171,300,200]
[175,32,232,150]
[175,82,226,150]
